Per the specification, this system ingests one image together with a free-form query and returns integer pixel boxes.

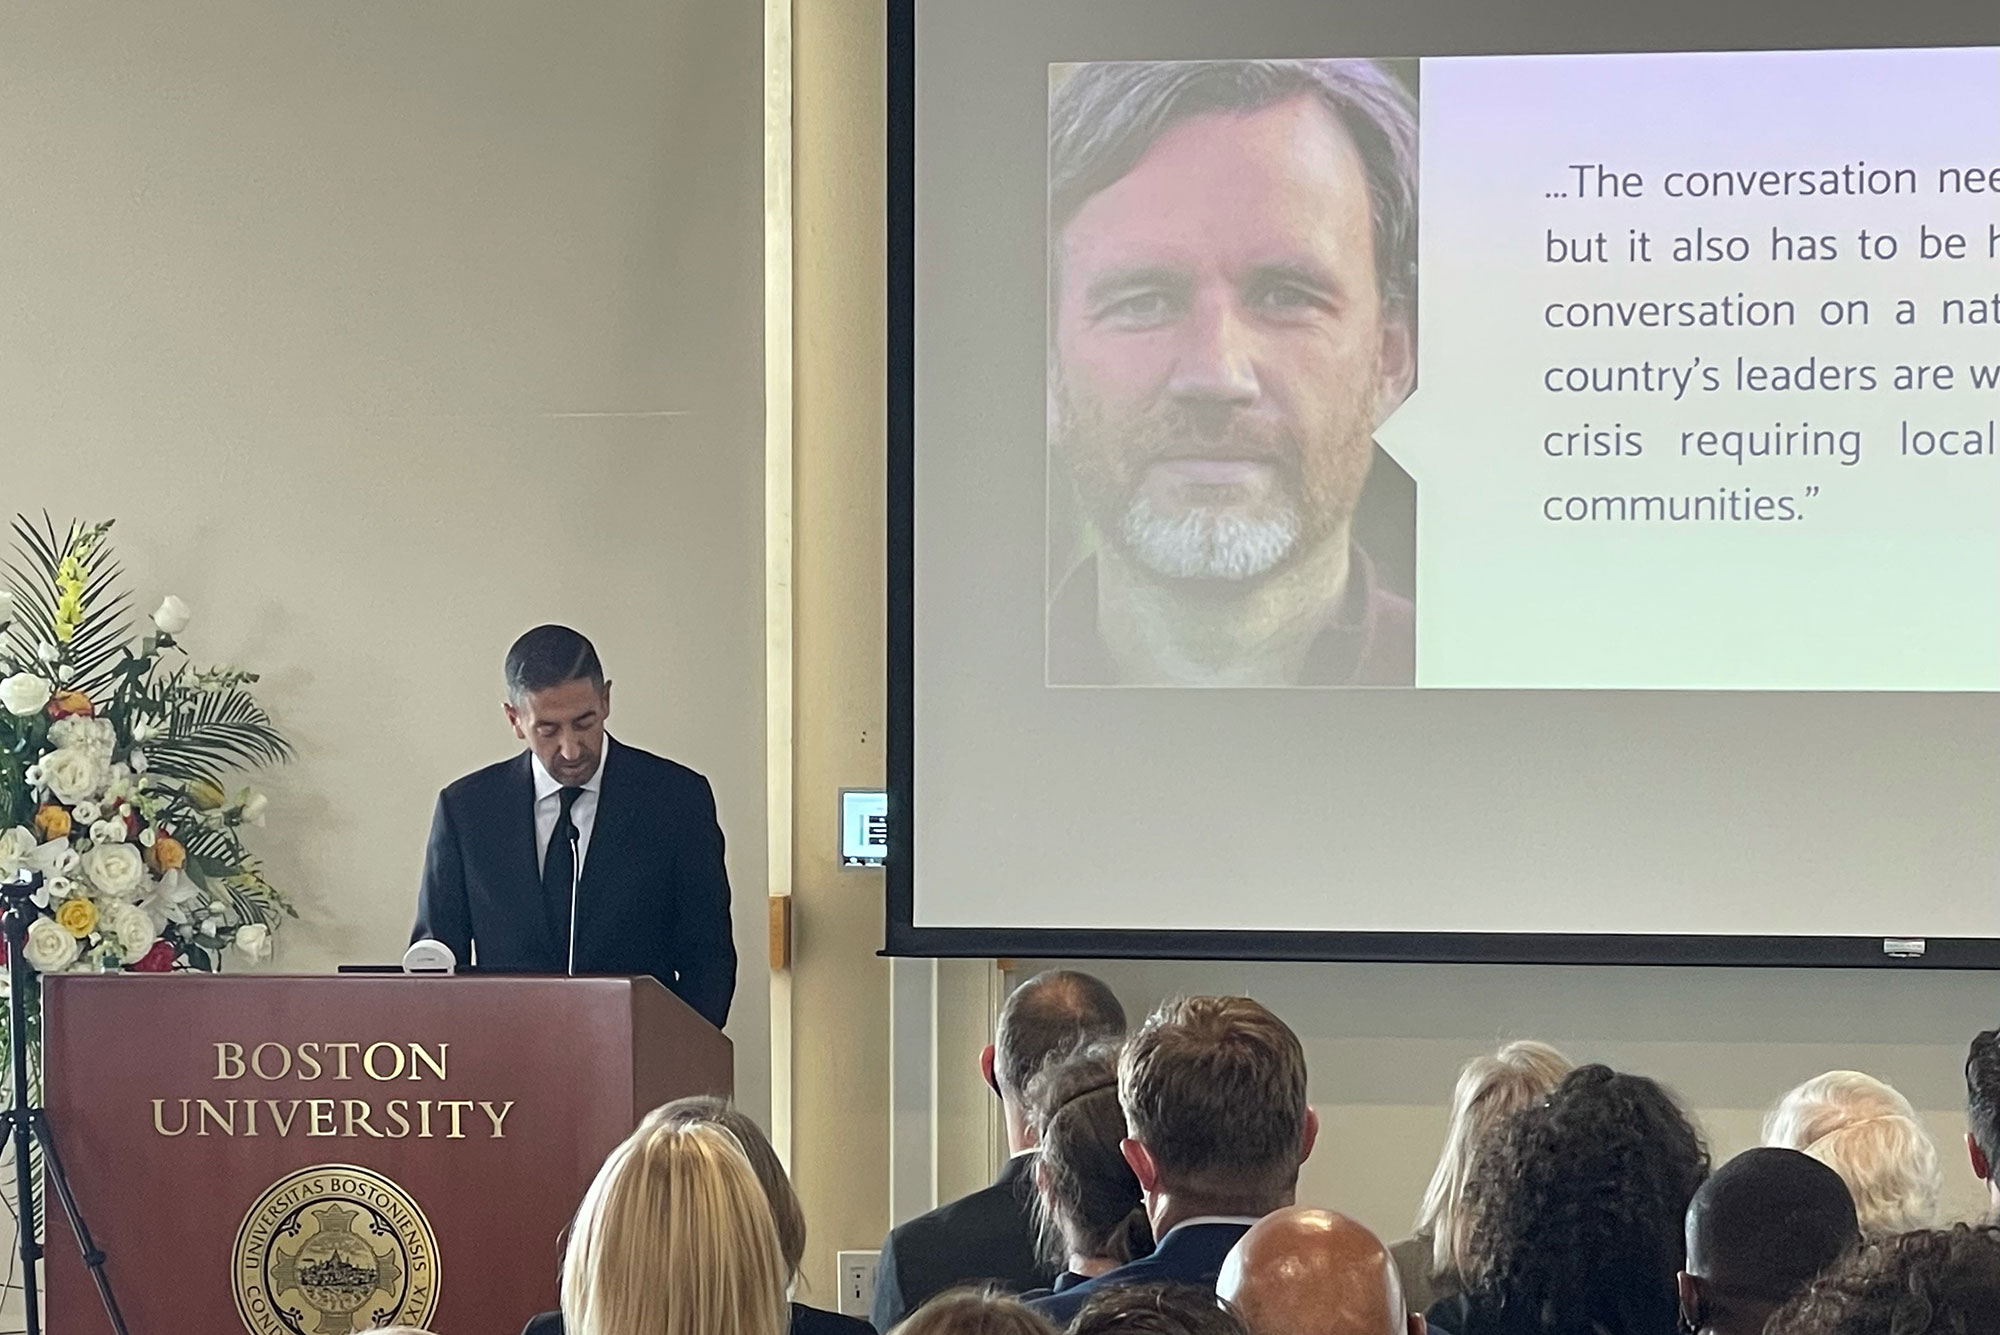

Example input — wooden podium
[39,972,732,1335]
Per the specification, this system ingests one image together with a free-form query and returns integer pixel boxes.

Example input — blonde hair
[561,1118,790,1335]
[1415,1039,1573,1274]
[1763,1070,1941,1239]
[652,1096,809,1281]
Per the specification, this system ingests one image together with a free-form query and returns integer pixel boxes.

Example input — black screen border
[882,0,2000,969]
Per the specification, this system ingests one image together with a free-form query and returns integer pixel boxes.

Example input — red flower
[129,940,176,973]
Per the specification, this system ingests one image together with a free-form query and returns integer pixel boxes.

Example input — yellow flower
[55,896,98,938]
[147,833,186,873]
[188,779,226,810]
[34,804,71,841]
[46,689,94,719]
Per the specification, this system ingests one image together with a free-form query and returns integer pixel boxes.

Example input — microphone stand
[1,871,130,1335]
[565,827,582,977]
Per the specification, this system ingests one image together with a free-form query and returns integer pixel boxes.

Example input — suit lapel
[507,752,560,962]
[573,737,634,970]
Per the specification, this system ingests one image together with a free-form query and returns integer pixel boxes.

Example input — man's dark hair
[895,1288,1062,1335]
[505,624,605,701]
[1119,996,1308,1205]
[1027,1039,1151,1271]
[1769,1224,2000,1335]
[1461,1064,1711,1335]
[1049,59,1418,315]
[1966,1030,2000,1167]
[994,971,1127,1101]
[1070,1283,1249,1335]
[1687,1148,1859,1306]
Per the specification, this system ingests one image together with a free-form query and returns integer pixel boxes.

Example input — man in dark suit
[1029,995,1318,1325]
[412,624,735,1028]
[871,970,1127,1331]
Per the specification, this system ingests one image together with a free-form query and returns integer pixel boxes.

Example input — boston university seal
[233,1163,440,1335]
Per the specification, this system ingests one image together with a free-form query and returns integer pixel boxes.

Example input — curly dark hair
[1069,1283,1249,1335]
[1768,1225,2000,1335]
[1458,1063,1710,1335]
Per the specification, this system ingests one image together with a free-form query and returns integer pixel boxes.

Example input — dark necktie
[542,785,585,964]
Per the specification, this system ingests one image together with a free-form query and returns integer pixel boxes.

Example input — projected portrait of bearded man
[1046,57,1420,687]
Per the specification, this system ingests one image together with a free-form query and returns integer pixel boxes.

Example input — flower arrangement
[0,517,292,1028]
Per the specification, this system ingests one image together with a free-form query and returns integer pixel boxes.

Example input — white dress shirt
[532,736,610,875]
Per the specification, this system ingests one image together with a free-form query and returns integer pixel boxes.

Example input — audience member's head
[987,970,1128,1152]
[1460,1064,1710,1335]
[1217,1207,1420,1335]
[1119,995,1315,1233]
[1763,1070,1941,1239]
[1678,1148,1860,1335]
[891,1289,1063,1335]
[1070,1282,1250,1335]
[650,1096,809,1284]
[1964,1029,2000,1218]
[1028,1038,1153,1277]
[1413,1040,1572,1278]
[561,1118,789,1335]
[1767,1224,2000,1335]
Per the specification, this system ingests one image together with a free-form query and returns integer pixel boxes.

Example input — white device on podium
[401,939,455,974]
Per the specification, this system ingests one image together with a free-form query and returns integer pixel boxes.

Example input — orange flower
[147,833,187,874]
[46,690,94,719]
[34,804,72,841]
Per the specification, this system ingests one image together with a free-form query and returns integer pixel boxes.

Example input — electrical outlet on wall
[836,1250,880,1319]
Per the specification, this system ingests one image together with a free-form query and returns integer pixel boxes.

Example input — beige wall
[790,0,894,1299]
[0,0,771,1117]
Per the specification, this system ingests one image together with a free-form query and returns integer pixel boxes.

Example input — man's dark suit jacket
[871,1154,1055,1332]
[412,737,736,1029]
[524,1301,872,1335]
[1026,1219,1254,1325]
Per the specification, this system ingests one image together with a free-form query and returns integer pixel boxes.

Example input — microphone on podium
[565,826,583,977]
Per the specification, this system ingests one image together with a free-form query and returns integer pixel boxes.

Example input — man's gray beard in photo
[1119,498,1302,582]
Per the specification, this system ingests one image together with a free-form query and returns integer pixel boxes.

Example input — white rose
[0,827,36,879]
[22,917,80,972]
[100,901,158,965]
[0,672,52,717]
[151,595,191,636]
[48,717,115,758]
[240,791,269,827]
[23,838,78,878]
[80,842,145,897]
[38,747,108,804]
[233,923,272,961]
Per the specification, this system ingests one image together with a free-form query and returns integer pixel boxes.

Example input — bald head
[1217,1209,1414,1335]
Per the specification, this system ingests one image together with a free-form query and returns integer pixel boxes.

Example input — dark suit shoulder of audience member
[524,1301,874,1335]
[1767,1224,2000,1335]
[1444,1064,1709,1335]
[873,971,1127,1331]
[1030,996,1315,1325]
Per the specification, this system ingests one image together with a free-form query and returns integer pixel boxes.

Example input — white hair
[1762,1070,1941,1239]
[1120,500,1300,581]
[1415,1040,1575,1275]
